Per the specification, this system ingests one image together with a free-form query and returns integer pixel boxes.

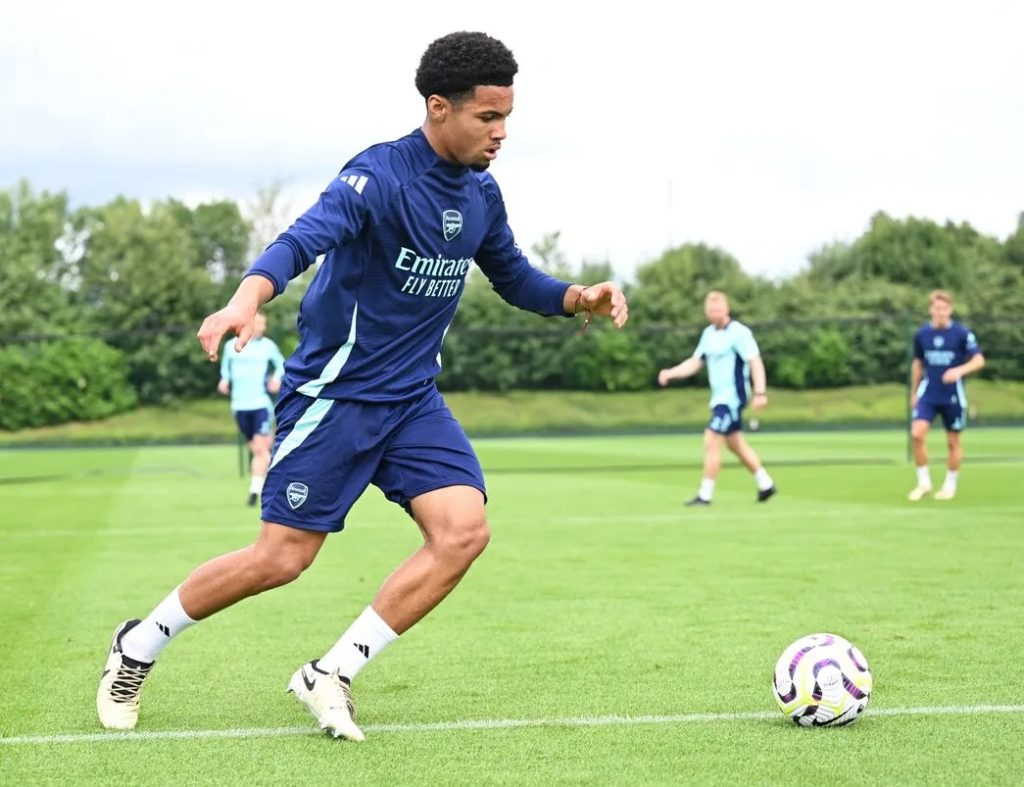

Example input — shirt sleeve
[219,345,231,382]
[734,325,761,361]
[245,168,378,296]
[912,330,925,361]
[964,327,981,357]
[692,329,708,359]
[473,175,570,316]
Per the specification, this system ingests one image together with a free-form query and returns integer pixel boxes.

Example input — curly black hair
[415,32,518,103]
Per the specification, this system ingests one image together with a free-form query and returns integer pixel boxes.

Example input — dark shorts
[707,404,744,435]
[262,385,486,533]
[913,400,965,432]
[234,408,273,441]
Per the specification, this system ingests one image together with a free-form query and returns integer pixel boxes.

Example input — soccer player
[96,31,628,741]
[907,289,985,501]
[657,291,775,506]
[218,310,285,506]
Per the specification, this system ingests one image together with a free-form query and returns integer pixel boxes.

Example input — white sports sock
[249,475,265,495]
[318,606,398,682]
[698,478,715,501]
[943,470,959,490]
[754,467,774,491]
[916,465,932,488]
[120,587,197,663]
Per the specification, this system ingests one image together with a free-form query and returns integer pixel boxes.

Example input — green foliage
[71,196,250,404]
[0,338,137,429]
[1,180,1021,416]
[0,181,77,336]
[568,328,654,391]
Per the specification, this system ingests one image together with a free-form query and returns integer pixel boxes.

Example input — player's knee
[434,516,490,565]
[251,546,314,588]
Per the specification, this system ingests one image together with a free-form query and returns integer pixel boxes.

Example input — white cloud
[2,0,1021,280]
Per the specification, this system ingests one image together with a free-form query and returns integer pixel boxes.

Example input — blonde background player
[908,290,985,501]
[658,291,776,505]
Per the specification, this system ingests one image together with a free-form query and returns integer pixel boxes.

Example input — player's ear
[426,95,449,123]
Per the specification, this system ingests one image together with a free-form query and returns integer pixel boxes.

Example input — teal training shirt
[692,320,760,409]
[219,336,285,412]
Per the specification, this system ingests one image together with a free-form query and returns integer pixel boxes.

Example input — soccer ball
[772,633,872,727]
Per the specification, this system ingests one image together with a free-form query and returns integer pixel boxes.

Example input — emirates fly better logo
[442,210,462,241]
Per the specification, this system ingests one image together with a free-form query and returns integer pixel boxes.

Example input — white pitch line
[2,705,1023,746]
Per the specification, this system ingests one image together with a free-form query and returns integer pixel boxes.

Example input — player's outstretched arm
[658,357,703,387]
[563,282,629,328]
[197,275,275,362]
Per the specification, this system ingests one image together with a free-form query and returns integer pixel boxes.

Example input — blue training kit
[246,129,573,530]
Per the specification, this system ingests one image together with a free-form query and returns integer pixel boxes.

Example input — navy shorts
[707,404,744,435]
[913,400,965,432]
[262,385,486,532]
[234,408,272,440]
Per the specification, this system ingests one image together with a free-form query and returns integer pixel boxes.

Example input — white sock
[120,587,198,663]
[943,470,959,490]
[916,466,932,488]
[318,606,398,682]
[249,475,265,494]
[754,467,774,491]
[698,478,715,501]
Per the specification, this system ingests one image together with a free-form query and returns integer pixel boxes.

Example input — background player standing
[97,31,628,741]
[658,291,775,506]
[218,310,285,505]
[908,289,985,501]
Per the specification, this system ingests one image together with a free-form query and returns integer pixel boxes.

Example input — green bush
[0,338,137,429]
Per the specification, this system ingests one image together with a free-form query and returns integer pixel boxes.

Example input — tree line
[1,179,1022,429]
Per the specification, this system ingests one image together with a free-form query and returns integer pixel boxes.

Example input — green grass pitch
[1,429,1023,784]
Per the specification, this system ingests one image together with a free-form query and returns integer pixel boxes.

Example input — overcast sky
[2,0,1021,280]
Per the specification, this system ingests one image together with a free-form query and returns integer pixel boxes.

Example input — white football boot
[907,485,932,501]
[97,619,155,730]
[287,660,365,741]
[934,486,956,501]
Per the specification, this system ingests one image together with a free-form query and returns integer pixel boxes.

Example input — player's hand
[578,282,628,328]
[657,369,671,387]
[217,380,230,396]
[752,393,768,410]
[941,368,961,384]
[266,377,282,395]
[909,394,918,409]
[197,303,256,362]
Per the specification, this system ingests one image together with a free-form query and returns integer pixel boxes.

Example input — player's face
[929,298,952,328]
[253,314,267,338]
[704,298,730,327]
[440,86,513,171]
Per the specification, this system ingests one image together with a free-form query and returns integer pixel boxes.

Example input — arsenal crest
[443,209,463,241]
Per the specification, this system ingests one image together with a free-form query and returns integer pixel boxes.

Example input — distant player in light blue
[218,311,285,506]
[908,289,985,501]
[658,291,775,506]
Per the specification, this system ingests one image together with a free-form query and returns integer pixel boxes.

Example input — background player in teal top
[218,311,285,506]
[658,291,776,505]
[97,31,629,741]
[908,289,985,501]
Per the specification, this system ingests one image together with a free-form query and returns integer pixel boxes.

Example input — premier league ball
[772,633,872,726]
